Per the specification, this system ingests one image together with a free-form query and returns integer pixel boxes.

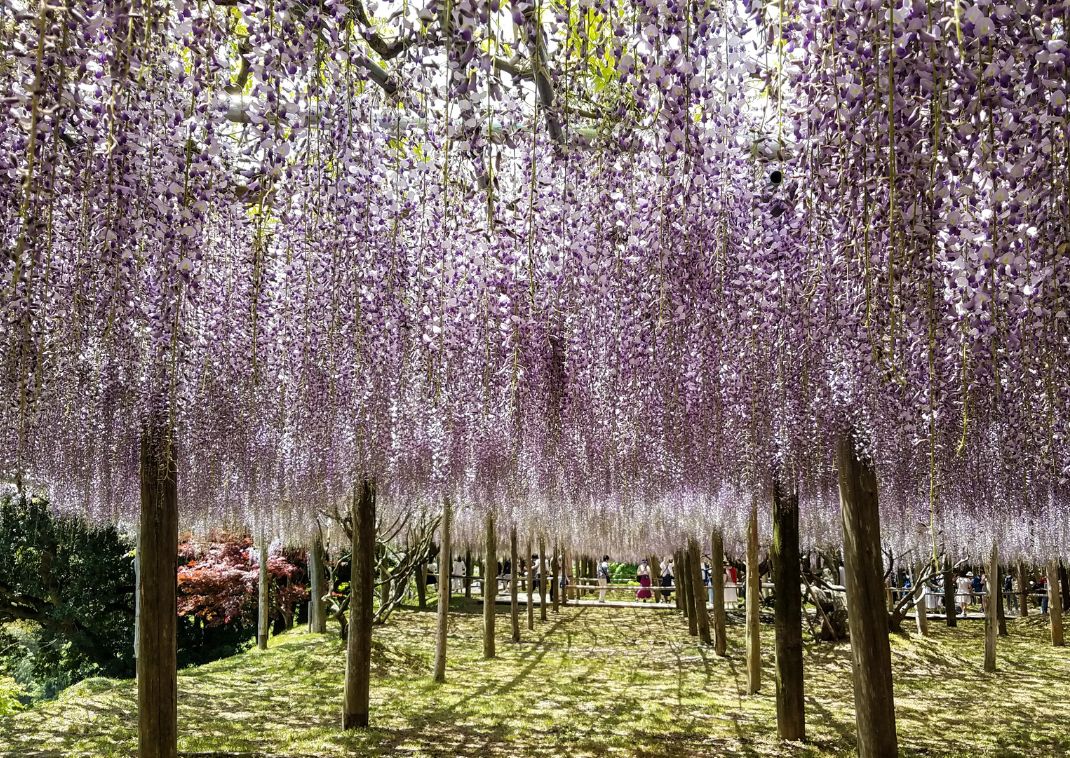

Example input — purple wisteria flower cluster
[0,0,1065,562]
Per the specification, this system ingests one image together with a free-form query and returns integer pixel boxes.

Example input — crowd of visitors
[893,566,1056,616]
[424,552,1060,621]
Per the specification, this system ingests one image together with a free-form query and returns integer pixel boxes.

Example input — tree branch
[514,2,564,144]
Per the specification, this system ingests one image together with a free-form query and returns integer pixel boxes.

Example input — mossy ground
[1,600,1067,757]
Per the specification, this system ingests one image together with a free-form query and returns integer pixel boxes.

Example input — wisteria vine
[1,0,1067,563]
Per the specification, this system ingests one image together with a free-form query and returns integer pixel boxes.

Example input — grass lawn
[1,601,1067,757]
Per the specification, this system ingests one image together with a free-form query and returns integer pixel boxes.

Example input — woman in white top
[956,573,973,615]
[597,556,611,602]
[636,558,653,601]
[660,556,675,603]
[926,577,942,610]
[451,556,466,594]
[724,567,739,605]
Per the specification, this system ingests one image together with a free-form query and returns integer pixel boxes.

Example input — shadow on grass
[3,608,1069,757]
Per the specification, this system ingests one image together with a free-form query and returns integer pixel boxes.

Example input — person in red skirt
[636,558,653,602]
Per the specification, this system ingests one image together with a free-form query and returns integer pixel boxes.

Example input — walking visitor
[636,558,653,602]
[598,555,611,602]
[661,555,674,603]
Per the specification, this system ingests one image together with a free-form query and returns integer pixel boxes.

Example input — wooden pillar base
[688,538,711,644]
[984,543,997,672]
[483,513,496,659]
[772,476,804,742]
[746,503,761,695]
[510,526,520,642]
[1048,560,1065,647]
[343,477,376,728]
[838,433,898,757]
[711,529,727,656]
[138,426,178,758]
[310,535,326,634]
[432,496,452,683]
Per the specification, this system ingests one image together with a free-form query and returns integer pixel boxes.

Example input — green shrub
[0,673,23,715]
[611,563,637,584]
[0,496,135,701]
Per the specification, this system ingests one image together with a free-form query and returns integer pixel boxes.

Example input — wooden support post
[1017,562,1028,617]
[683,550,698,635]
[913,561,929,638]
[711,529,727,656]
[746,502,761,694]
[688,538,711,644]
[138,426,178,758]
[837,434,897,756]
[551,541,560,614]
[561,546,569,606]
[342,476,376,728]
[415,561,428,610]
[943,561,957,627]
[538,535,547,621]
[526,537,534,630]
[257,537,269,650]
[464,549,472,602]
[432,496,452,683]
[1047,559,1065,647]
[996,564,1007,637]
[483,513,497,659]
[309,534,326,633]
[674,550,685,612]
[1062,562,1070,614]
[378,551,391,611]
[510,526,520,642]
[772,476,805,742]
[984,542,998,672]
